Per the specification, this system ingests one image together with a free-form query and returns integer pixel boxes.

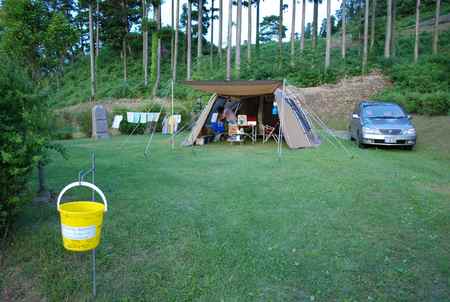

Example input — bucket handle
[57,181,108,212]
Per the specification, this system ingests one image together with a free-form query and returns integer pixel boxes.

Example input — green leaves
[0,0,79,79]
[0,55,62,235]
[259,15,287,43]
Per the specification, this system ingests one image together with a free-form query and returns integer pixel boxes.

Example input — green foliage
[377,51,450,115]
[0,0,49,76]
[21,0,447,121]
[319,15,338,38]
[0,0,78,78]
[259,15,287,43]
[0,56,54,234]
[75,109,92,137]
[52,112,76,140]
[150,33,159,84]
[99,0,141,51]
[376,89,450,116]
[179,0,212,38]
[44,12,79,72]
[112,107,147,135]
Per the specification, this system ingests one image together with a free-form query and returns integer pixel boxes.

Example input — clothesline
[126,112,161,124]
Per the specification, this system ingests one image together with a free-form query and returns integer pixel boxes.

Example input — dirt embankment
[289,72,390,124]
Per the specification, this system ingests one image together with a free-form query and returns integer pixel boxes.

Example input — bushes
[418,92,450,115]
[375,89,450,115]
[378,53,450,115]
[76,109,92,137]
[113,107,147,135]
[52,111,75,140]
[0,58,54,235]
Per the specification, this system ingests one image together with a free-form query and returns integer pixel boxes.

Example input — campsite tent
[183,80,318,149]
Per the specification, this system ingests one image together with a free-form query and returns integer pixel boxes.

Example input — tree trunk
[59,56,65,78]
[173,0,179,81]
[357,2,363,53]
[210,0,214,65]
[122,40,127,82]
[197,0,203,59]
[236,0,242,78]
[89,4,96,101]
[256,0,260,50]
[226,0,233,80]
[414,0,420,63]
[432,0,441,54]
[37,161,47,194]
[384,0,392,58]
[143,0,148,86]
[152,3,161,96]
[156,4,161,89]
[370,0,376,50]
[247,0,252,62]
[342,0,346,59]
[122,0,128,82]
[278,0,283,63]
[218,0,223,60]
[390,0,396,56]
[362,0,369,74]
[325,0,331,70]
[290,0,296,65]
[300,0,306,51]
[171,0,175,71]
[312,0,318,48]
[187,0,192,80]
[96,1,100,57]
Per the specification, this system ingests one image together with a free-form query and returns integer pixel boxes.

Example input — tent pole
[278,79,286,158]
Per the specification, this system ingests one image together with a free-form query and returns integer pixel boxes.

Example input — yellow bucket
[57,181,108,252]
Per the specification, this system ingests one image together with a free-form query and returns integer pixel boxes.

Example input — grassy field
[1,116,450,301]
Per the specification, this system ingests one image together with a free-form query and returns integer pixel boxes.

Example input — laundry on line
[127,112,161,124]
[112,115,123,129]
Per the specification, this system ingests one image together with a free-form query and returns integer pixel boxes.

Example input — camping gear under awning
[183,80,282,96]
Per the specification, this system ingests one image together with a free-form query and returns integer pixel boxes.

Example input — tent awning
[183,80,282,96]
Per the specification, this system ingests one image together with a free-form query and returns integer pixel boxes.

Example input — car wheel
[357,132,366,149]
[349,126,355,141]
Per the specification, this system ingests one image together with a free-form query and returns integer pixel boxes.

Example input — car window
[362,104,406,118]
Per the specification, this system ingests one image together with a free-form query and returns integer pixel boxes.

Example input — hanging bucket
[57,181,108,252]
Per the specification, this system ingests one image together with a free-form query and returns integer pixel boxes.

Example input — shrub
[418,92,450,116]
[76,109,92,137]
[110,81,131,99]
[0,58,56,235]
[112,107,147,135]
[375,89,450,116]
[52,111,75,140]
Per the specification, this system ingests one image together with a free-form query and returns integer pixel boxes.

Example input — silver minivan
[349,101,417,150]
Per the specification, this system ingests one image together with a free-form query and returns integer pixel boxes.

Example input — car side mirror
[352,113,359,119]
[407,115,412,120]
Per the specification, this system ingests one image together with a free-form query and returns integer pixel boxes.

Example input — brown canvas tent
[182,80,318,149]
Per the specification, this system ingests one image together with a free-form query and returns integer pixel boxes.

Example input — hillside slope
[49,7,450,117]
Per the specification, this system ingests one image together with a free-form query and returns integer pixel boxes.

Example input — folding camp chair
[263,123,279,143]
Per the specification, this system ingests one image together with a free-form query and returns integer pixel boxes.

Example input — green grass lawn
[1,116,450,301]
